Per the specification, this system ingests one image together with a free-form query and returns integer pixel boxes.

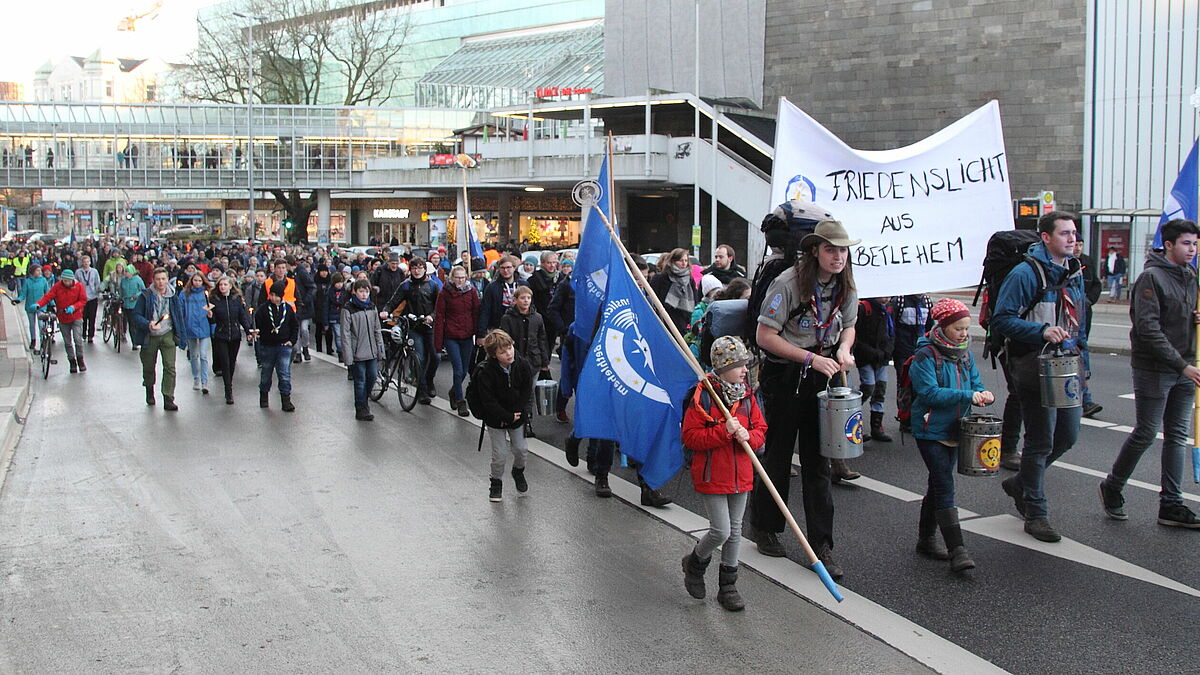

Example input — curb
[0,296,33,499]
[968,333,1132,358]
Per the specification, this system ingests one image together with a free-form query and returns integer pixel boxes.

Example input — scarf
[349,296,373,310]
[929,326,969,361]
[664,265,696,314]
[712,375,747,409]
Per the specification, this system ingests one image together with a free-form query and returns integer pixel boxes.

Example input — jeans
[186,336,211,385]
[1081,347,1094,405]
[752,360,834,550]
[60,320,84,361]
[443,337,473,402]
[586,438,616,474]
[998,353,1023,456]
[1105,368,1192,506]
[350,359,378,407]
[82,298,98,339]
[1107,274,1124,300]
[140,332,177,396]
[259,343,293,394]
[694,492,749,567]
[488,426,528,480]
[298,318,312,354]
[1010,352,1082,519]
[25,309,40,345]
[858,363,888,413]
[411,325,438,392]
[916,438,958,510]
[328,322,341,354]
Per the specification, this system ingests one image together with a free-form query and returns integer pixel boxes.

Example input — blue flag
[462,200,484,260]
[1152,139,1198,251]
[574,240,698,489]
[570,155,613,343]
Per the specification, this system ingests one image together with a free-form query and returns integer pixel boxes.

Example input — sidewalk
[0,290,32,498]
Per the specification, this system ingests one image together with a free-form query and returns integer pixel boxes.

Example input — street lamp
[233,11,268,243]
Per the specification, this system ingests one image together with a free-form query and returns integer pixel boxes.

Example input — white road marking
[960,515,1200,599]
[1119,392,1135,399]
[1052,461,1200,504]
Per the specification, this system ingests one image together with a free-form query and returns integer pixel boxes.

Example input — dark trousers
[752,360,834,550]
[212,337,242,395]
[998,353,1022,455]
[82,298,98,339]
[411,325,438,392]
[350,359,379,407]
[916,438,957,510]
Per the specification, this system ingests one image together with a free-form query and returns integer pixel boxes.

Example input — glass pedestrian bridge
[0,102,491,190]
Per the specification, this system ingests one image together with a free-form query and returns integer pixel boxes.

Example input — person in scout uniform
[750,220,859,580]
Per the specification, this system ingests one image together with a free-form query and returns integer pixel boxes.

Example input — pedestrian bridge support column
[316,189,331,244]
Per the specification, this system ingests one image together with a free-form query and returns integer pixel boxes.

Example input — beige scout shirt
[756,266,857,360]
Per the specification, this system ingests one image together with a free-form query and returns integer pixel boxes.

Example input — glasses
[499,265,515,270]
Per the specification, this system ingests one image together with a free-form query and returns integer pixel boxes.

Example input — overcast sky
[0,0,219,85]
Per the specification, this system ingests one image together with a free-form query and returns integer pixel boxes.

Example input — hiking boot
[511,466,528,494]
[948,546,976,572]
[1002,476,1027,518]
[488,478,502,502]
[1099,481,1127,520]
[565,436,581,467]
[916,536,951,561]
[830,458,860,483]
[68,358,78,374]
[260,391,269,408]
[355,404,374,421]
[303,349,311,362]
[281,394,295,412]
[417,395,432,405]
[1158,503,1200,529]
[870,411,893,442]
[717,564,745,611]
[1024,517,1061,542]
[1082,401,1103,418]
[681,551,710,599]
[76,356,86,372]
[456,399,469,417]
[756,531,785,557]
[163,396,178,412]
[594,474,612,498]
[640,486,672,508]
[145,387,155,406]
[815,543,843,580]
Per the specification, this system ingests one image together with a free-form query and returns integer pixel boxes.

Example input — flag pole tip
[809,561,844,602]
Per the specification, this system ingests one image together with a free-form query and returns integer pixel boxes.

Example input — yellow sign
[979,438,1001,469]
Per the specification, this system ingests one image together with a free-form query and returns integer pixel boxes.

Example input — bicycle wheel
[102,312,114,345]
[396,351,420,412]
[369,354,395,401]
[41,336,51,379]
[113,313,124,353]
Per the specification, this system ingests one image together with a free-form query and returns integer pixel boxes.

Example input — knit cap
[710,336,751,374]
[931,298,970,328]
[60,269,75,281]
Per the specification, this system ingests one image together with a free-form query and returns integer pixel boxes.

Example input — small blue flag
[462,202,484,260]
[570,155,613,343]
[574,239,697,489]
[1152,139,1198,251]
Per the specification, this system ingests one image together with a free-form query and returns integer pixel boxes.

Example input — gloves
[64,305,75,315]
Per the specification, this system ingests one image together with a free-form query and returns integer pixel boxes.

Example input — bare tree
[176,0,414,242]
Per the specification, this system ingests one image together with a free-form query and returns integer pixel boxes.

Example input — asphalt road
[0,340,929,674]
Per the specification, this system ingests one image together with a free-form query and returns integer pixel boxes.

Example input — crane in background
[116,0,163,31]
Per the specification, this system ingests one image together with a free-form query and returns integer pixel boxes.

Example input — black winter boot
[935,508,975,572]
[859,383,875,442]
[681,550,711,599]
[355,404,374,421]
[281,394,295,412]
[594,472,612,498]
[488,478,502,502]
[224,379,234,405]
[640,485,672,507]
[916,498,950,560]
[68,358,78,374]
[511,466,528,494]
[717,565,745,611]
[163,396,178,412]
[259,390,269,408]
[145,386,156,406]
[870,411,893,442]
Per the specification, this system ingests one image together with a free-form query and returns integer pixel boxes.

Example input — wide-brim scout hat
[799,220,860,250]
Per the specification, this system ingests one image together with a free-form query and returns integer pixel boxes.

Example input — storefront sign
[174,209,204,216]
[373,208,411,219]
[536,86,593,98]
[1100,228,1129,258]
[428,154,481,168]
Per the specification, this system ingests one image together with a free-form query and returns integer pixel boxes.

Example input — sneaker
[756,531,786,557]
[1002,476,1027,518]
[1099,481,1128,521]
[1157,503,1200,529]
[1082,401,1103,418]
[456,399,469,417]
[511,467,528,494]
[555,410,569,424]
[488,479,502,502]
[1024,517,1061,542]
[193,380,201,391]
[815,543,844,580]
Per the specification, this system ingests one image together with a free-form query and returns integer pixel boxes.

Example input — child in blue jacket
[909,298,994,573]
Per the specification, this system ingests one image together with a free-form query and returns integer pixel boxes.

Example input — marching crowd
[7,198,1198,613]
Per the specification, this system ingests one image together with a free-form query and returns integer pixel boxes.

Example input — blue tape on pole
[809,561,844,603]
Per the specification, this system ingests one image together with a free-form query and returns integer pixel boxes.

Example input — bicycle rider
[381,256,442,405]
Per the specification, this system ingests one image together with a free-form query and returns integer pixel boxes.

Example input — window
[105,81,113,98]
[145,84,156,102]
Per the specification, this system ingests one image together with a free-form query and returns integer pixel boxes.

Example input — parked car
[1,229,38,243]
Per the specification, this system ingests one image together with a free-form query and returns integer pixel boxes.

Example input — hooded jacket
[499,305,549,370]
[174,286,215,340]
[470,354,534,429]
[209,291,253,342]
[36,279,88,323]
[340,297,385,364]
[1129,251,1197,374]
[991,242,1089,354]
[681,376,767,495]
[908,336,987,441]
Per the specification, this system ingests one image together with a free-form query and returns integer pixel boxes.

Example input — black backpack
[465,362,487,421]
[973,229,1046,364]
[744,256,793,349]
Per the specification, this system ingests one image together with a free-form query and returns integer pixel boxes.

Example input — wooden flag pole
[461,166,472,278]
[591,206,843,602]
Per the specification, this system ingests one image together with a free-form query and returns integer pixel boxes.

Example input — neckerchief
[266,303,287,334]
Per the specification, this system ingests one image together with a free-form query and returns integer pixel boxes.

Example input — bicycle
[37,311,58,379]
[100,291,125,353]
[369,314,424,412]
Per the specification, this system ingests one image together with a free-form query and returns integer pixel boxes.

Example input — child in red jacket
[680,336,766,612]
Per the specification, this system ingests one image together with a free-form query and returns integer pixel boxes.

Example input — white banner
[771,99,1012,298]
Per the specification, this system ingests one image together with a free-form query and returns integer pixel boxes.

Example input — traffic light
[108,217,116,227]
[282,218,295,231]
[125,212,134,221]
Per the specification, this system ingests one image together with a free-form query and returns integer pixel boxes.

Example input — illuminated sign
[536,86,593,98]
[373,208,410,219]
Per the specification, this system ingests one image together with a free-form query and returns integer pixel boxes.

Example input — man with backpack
[991,211,1087,543]
[1099,219,1200,529]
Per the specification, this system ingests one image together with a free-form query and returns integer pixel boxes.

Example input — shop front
[364,207,423,246]
[519,214,580,248]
